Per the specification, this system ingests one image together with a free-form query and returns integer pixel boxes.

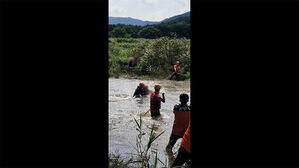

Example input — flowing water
[109,77,190,167]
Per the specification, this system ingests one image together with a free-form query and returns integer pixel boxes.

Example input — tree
[110,26,131,38]
[138,26,162,39]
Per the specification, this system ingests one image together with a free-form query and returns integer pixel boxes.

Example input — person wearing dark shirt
[128,56,137,74]
[133,82,149,97]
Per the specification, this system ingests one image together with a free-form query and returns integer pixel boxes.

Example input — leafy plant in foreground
[109,114,167,168]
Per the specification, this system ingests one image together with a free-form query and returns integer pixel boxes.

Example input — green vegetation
[108,115,167,168]
[109,16,190,39]
[109,36,190,80]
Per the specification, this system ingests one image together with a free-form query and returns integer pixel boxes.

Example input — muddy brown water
[109,77,190,166]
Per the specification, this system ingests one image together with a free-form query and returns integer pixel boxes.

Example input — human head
[179,93,189,104]
[139,82,145,87]
[176,61,180,65]
[154,84,161,92]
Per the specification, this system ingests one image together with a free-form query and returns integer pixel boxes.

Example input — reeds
[108,114,167,168]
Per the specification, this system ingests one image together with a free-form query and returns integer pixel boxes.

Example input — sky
[109,0,190,22]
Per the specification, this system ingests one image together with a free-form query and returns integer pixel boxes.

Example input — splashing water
[109,77,190,166]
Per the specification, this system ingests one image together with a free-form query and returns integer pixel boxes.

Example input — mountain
[162,16,190,25]
[109,11,190,26]
[109,17,159,26]
[160,11,190,23]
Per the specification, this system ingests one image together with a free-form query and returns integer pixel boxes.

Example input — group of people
[128,58,181,81]
[133,82,190,167]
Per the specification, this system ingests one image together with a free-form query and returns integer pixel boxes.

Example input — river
[109,77,190,167]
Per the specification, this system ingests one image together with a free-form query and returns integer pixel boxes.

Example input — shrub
[109,37,190,80]
[135,36,190,78]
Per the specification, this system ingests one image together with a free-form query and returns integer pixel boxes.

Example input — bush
[109,37,190,80]
[135,36,190,78]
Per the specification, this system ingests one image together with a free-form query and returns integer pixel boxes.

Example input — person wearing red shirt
[150,84,165,118]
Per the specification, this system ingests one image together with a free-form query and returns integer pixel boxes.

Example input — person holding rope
[166,93,190,152]
[150,84,165,118]
[169,61,180,80]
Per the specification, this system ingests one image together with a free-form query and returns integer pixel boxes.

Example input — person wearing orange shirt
[171,121,191,167]
[169,61,180,80]
[166,93,190,151]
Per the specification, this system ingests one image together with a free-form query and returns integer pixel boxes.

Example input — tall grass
[108,114,167,168]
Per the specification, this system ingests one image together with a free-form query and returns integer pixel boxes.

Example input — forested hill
[109,11,190,26]
[109,17,159,26]
[109,15,190,38]
[161,11,190,23]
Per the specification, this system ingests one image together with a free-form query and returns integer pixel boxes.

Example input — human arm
[161,93,165,103]
[133,87,139,97]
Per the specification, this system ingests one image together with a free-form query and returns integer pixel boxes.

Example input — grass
[108,114,168,168]
[108,153,134,168]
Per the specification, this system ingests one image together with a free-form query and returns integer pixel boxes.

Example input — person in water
[133,82,149,97]
[166,93,190,151]
[150,84,165,118]
[171,121,191,167]
[169,61,180,80]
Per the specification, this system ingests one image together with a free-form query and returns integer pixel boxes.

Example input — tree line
[109,16,190,39]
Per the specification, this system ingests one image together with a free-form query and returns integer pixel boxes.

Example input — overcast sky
[109,0,190,22]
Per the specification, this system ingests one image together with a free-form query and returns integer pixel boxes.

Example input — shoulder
[155,94,161,98]
[173,104,181,110]
[174,104,190,111]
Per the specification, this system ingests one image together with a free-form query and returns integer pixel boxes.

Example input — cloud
[175,0,187,6]
[141,0,155,6]
[109,0,190,21]
[109,6,127,16]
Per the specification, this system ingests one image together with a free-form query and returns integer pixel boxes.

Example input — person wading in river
[150,84,165,118]
[166,93,190,151]
[171,121,191,167]
[133,82,149,97]
[169,61,180,80]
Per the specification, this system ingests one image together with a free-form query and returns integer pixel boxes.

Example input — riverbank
[109,73,190,81]
[109,37,190,80]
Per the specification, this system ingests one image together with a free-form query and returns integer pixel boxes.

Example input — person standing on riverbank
[133,82,149,97]
[169,61,180,80]
[150,84,165,118]
[166,93,190,151]
[128,56,137,75]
